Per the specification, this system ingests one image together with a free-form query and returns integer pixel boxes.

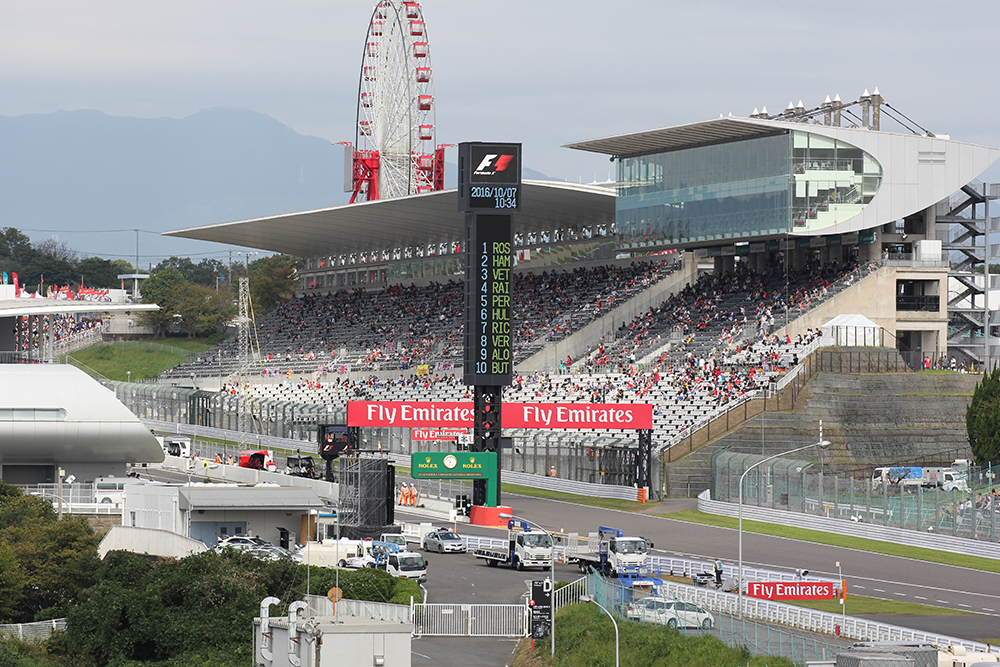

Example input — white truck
[297,537,367,568]
[573,526,650,578]
[872,466,969,492]
[474,520,553,571]
[348,541,427,583]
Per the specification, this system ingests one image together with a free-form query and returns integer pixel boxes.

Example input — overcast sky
[3,0,1000,243]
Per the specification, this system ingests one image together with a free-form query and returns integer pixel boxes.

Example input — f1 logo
[474,154,514,175]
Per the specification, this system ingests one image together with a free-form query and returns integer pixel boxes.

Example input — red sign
[412,428,468,441]
[503,402,652,430]
[348,401,473,428]
[347,401,653,430]
[747,582,835,600]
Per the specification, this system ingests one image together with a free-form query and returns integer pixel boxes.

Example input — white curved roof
[567,116,1000,238]
[0,365,164,464]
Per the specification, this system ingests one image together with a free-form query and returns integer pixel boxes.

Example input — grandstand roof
[0,299,158,318]
[563,117,788,157]
[163,179,615,258]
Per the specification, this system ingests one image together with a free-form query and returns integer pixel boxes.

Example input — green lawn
[69,334,226,381]
[660,510,1000,574]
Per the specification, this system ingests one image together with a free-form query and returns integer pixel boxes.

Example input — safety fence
[711,450,1000,546]
[412,603,527,637]
[0,619,66,643]
[698,489,1000,561]
[584,571,992,660]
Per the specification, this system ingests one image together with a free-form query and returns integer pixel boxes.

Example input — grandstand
[147,95,1000,496]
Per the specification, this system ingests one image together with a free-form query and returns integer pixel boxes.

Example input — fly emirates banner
[347,401,653,430]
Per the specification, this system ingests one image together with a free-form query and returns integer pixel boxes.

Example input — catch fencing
[584,571,992,662]
[711,450,1000,546]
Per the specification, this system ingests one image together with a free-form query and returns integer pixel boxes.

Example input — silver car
[626,597,714,630]
[421,528,466,553]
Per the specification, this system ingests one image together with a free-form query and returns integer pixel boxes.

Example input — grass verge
[660,510,1000,574]
[515,603,795,667]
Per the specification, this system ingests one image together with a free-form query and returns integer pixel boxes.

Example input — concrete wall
[775,265,948,354]
[98,525,207,559]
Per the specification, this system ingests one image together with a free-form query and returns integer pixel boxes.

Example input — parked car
[626,597,714,630]
[213,535,271,553]
[421,528,466,553]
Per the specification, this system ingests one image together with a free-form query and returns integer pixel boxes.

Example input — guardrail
[0,619,66,642]
[142,418,318,454]
[697,489,1000,561]
[304,595,412,624]
[649,577,991,654]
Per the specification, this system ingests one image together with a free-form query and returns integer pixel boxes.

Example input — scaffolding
[337,455,392,530]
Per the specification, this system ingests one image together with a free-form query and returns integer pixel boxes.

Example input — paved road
[146,467,1000,647]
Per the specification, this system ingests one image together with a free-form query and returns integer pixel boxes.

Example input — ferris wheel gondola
[344,0,444,203]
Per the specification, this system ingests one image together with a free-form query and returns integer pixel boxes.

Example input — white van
[94,476,142,505]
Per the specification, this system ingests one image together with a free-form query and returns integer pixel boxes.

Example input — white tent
[820,313,881,347]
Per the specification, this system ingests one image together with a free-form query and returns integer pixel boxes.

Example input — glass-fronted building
[614,129,883,249]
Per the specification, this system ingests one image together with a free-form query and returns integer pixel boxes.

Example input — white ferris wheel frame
[355,0,436,200]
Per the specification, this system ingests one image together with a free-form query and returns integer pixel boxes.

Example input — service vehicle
[238,450,277,472]
[349,541,427,582]
[155,435,191,458]
[421,527,466,553]
[474,520,553,570]
[379,532,407,549]
[214,534,270,553]
[297,537,367,568]
[872,466,968,492]
[574,526,650,577]
[625,597,714,630]
[94,476,142,505]
[285,454,318,479]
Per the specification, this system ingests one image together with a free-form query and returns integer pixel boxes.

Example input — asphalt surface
[144,466,1000,660]
[401,493,1000,644]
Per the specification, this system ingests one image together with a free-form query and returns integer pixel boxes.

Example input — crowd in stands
[587,259,860,375]
[173,260,677,377]
[168,256,870,444]
[14,314,103,353]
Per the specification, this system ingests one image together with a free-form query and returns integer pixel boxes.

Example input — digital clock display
[464,214,512,386]
[469,185,519,210]
[458,142,521,213]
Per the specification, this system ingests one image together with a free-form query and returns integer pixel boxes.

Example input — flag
[1,272,7,285]
[12,272,17,295]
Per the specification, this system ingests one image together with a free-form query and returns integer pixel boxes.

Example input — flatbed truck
[474,520,553,571]
[574,526,651,578]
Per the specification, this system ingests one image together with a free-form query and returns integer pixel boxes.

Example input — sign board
[411,428,468,442]
[746,581,835,601]
[410,452,496,480]
[464,213,513,386]
[458,142,521,213]
[348,401,653,430]
[529,580,552,639]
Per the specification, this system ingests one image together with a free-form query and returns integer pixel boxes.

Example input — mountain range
[0,108,553,264]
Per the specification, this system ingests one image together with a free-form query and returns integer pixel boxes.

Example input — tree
[138,267,186,338]
[175,283,234,338]
[0,541,23,623]
[155,256,227,287]
[78,257,134,289]
[966,366,1000,464]
[249,254,298,314]
[0,483,100,622]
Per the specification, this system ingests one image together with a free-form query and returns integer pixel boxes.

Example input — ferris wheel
[345,0,443,203]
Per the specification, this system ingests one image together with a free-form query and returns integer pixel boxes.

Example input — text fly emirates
[518,405,636,426]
